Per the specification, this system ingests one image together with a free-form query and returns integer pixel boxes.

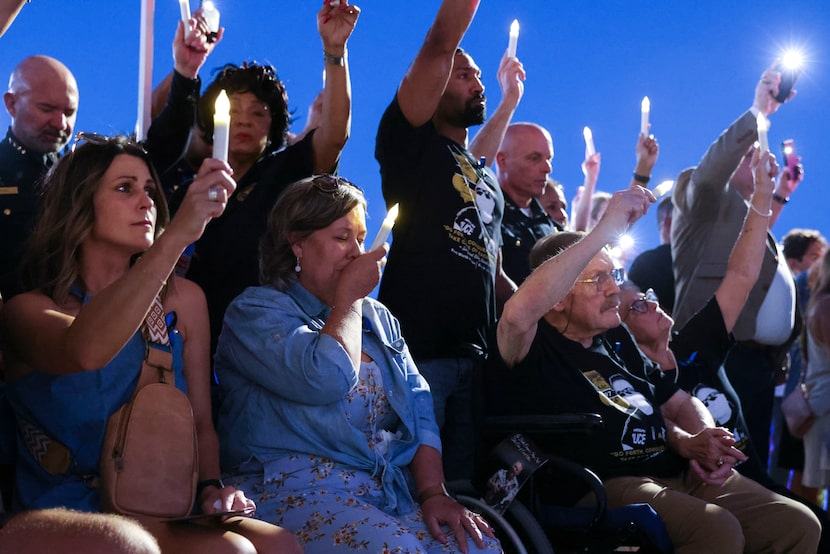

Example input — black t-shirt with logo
[487,321,686,481]
[375,97,503,360]
[667,296,752,458]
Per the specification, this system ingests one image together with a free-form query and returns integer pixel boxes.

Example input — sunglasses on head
[71,132,145,153]
[309,174,362,194]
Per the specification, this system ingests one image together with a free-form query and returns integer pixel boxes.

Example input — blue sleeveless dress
[7,292,185,512]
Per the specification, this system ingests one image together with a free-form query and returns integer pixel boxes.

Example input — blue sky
[3,0,829,261]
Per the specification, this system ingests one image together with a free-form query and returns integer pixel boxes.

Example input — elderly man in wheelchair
[479,180,820,554]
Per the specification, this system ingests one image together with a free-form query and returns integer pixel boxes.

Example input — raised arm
[499,135,658,365]
[469,53,525,165]
[0,0,26,37]
[146,13,223,179]
[676,63,791,214]
[396,0,480,127]
[312,2,359,172]
[571,152,601,231]
[1,160,235,376]
[714,149,778,331]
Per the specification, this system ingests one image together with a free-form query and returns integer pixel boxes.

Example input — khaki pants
[602,471,820,554]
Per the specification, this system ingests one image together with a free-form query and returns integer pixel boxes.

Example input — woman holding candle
[214,174,500,553]
[152,1,360,360]
[0,135,300,553]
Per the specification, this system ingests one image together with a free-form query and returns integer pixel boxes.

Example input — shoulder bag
[99,301,199,518]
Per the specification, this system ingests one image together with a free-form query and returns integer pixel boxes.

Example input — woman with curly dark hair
[151,3,360,359]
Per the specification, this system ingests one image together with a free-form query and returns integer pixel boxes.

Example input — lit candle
[756,113,769,154]
[178,0,190,33]
[653,179,674,198]
[135,0,154,141]
[213,90,230,163]
[640,96,650,136]
[583,126,596,157]
[370,203,400,251]
[507,19,519,58]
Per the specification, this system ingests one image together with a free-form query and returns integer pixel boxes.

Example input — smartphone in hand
[781,139,802,180]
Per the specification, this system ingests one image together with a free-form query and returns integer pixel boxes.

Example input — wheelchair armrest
[483,413,603,435]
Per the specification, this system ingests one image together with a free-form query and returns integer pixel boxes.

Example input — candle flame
[641,96,650,112]
[510,19,519,35]
[215,89,230,116]
[386,203,400,224]
[653,179,674,198]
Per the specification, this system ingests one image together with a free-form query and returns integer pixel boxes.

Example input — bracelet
[196,478,225,497]
[772,193,790,205]
[745,200,772,218]
[417,482,450,504]
[633,173,650,185]
[324,51,346,66]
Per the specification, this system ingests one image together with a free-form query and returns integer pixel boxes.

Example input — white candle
[370,203,400,251]
[136,0,154,141]
[756,113,769,154]
[640,96,650,136]
[507,19,519,58]
[583,126,596,157]
[178,0,190,36]
[213,90,230,163]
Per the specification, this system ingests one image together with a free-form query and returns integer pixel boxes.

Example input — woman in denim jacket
[215,175,499,553]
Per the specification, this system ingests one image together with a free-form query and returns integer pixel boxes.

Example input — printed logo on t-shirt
[441,147,498,272]
[582,370,667,459]
[692,383,748,449]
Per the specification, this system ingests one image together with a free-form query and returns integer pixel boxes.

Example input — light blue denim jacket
[214,282,441,515]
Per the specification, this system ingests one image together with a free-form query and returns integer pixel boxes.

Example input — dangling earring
[294,257,301,273]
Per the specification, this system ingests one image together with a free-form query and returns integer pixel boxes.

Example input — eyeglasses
[310,174,362,194]
[575,267,625,291]
[629,288,659,314]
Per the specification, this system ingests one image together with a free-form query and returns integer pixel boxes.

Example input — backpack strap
[136,298,175,389]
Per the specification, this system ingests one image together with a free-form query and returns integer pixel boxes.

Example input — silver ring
[717,456,724,467]
[208,187,219,202]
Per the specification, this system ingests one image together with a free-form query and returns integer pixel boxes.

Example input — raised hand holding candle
[640,96,650,136]
[178,0,191,35]
[213,90,230,162]
[507,19,519,58]
[583,126,596,157]
[370,203,399,251]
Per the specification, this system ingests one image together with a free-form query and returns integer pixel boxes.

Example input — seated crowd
[0,0,826,552]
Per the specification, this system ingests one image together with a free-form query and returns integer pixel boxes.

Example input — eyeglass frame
[574,267,626,291]
[628,288,659,314]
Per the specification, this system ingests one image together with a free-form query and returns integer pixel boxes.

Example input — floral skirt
[226,455,502,553]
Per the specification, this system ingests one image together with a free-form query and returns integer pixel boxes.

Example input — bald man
[495,122,557,283]
[0,55,78,298]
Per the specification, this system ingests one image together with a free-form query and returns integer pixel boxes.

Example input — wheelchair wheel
[456,494,554,554]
